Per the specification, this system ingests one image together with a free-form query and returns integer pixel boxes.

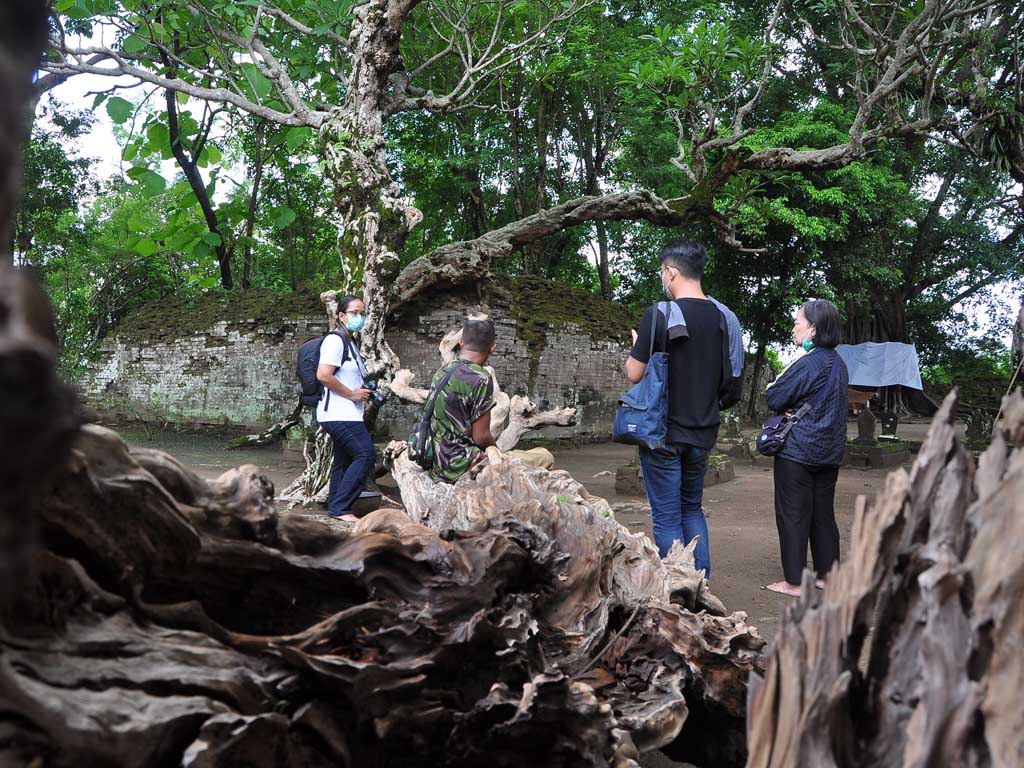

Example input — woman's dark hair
[802,299,842,349]
[337,294,362,315]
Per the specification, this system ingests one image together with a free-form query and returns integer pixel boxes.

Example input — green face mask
[802,337,814,352]
[345,315,365,333]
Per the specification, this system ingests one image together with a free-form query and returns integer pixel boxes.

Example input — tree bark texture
[0,0,49,263]
[746,389,1024,767]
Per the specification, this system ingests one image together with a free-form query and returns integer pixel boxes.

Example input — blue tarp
[835,342,924,390]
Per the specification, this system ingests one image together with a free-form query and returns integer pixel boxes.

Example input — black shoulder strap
[329,329,350,366]
[414,361,464,455]
[808,352,841,409]
[792,353,841,420]
[649,302,669,356]
[424,361,462,416]
[319,330,349,410]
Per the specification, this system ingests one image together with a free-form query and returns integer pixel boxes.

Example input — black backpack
[296,330,349,407]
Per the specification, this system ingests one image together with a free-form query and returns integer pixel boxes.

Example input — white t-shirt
[316,332,365,422]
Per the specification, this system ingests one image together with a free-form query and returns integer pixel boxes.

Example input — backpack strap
[791,353,841,421]
[650,302,671,356]
[320,329,350,410]
[413,361,465,465]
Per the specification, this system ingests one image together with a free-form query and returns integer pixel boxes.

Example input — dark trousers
[773,456,840,584]
[638,443,711,577]
[321,420,376,516]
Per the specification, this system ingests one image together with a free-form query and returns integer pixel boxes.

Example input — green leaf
[92,93,108,109]
[126,217,149,232]
[205,145,222,164]
[126,166,166,196]
[146,123,171,151]
[167,227,195,250]
[122,35,146,54]
[200,231,222,246]
[133,237,158,257]
[239,63,273,100]
[286,127,312,152]
[198,276,219,289]
[191,239,210,259]
[270,205,296,228]
[105,97,134,125]
[56,0,77,10]
[176,91,190,106]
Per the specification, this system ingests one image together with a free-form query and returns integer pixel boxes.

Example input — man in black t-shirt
[626,239,737,578]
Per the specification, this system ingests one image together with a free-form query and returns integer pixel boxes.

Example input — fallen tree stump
[746,389,1024,767]
[385,441,762,763]
[1,422,764,767]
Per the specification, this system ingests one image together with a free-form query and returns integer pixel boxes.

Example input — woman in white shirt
[315,295,375,522]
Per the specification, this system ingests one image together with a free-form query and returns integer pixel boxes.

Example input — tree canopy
[20,0,1024,384]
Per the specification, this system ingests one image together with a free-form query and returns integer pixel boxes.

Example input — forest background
[16,0,1024,417]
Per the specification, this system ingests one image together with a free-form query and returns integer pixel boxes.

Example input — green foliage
[35,0,1023,384]
[13,100,96,258]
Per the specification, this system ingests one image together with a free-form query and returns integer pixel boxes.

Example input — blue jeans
[321,420,376,516]
[639,443,712,577]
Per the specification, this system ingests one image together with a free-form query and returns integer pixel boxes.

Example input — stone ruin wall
[79,282,774,441]
[80,285,632,441]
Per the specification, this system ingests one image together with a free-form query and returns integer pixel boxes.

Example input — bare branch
[391,191,688,308]
[387,0,597,115]
[40,44,327,127]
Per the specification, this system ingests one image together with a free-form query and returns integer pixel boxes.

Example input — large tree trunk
[322,0,422,380]
[746,388,1024,767]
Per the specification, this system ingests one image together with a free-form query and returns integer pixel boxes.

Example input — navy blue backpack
[612,303,669,450]
[296,330,347,406]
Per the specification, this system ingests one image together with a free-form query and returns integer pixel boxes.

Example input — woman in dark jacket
[763,299,849,596]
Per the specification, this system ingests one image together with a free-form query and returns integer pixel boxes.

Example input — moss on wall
[503,277,639,388]
[114,289,326,343]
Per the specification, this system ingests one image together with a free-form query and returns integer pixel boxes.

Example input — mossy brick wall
[79,280,640,438]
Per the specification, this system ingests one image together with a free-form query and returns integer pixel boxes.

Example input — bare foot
[329,512,360,523]
[763,581,802,597]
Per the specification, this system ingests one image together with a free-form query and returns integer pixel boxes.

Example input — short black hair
[660,239,707,280]
[462,318,496,351]
[337,294,362,315]
[802,299,842,349]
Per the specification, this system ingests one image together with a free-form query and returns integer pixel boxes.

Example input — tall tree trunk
[240,121,266,290]
[0,0,48,266]
[596,220,611,298]
[747,337,767,420]
[165,88,234,290]
[323,0,421,379]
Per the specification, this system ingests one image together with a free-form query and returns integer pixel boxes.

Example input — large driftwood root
[385,442,762,765]
[746,389,1024,768]
[2,417,765,768]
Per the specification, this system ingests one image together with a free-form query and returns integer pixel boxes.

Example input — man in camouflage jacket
[420,318,498,483]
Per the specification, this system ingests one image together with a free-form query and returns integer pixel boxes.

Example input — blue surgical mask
[345,315,365,333]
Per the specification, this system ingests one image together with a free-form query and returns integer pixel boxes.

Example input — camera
[364,379,389,405]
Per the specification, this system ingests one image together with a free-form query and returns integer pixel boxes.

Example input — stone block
[615,462,645,495]
[705,458,735,487]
